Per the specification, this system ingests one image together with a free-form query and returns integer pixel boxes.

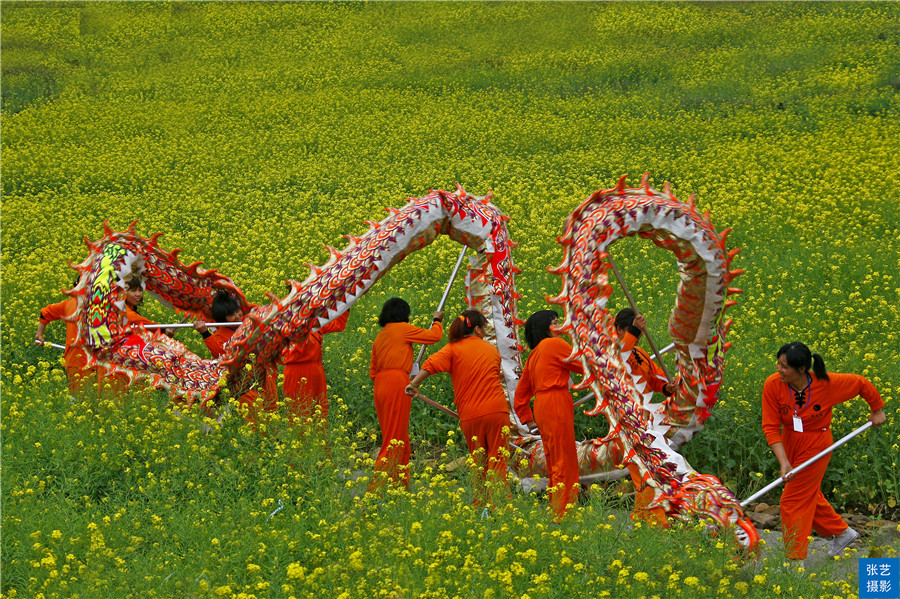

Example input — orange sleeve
[204,328,232,358]
[826,373,884,412]
[369,343,378,381]
[403,321,443,344]
[551,338,583,375]
[39,299,73,324]
[761,374,784,445]
[621,331,639,353]
[513,357,536,424]
[422,343,453,375]
[126,309,156,327]
[321,311,350,335]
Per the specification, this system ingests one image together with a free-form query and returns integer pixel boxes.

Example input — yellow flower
[286,562,305,580]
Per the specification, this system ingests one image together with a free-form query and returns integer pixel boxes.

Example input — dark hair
[212,290,241,322]
[777,341,829,381]
[524,310,558,350]
[614,308,643,339]
[378,297,410,327]
[448,309,486,343]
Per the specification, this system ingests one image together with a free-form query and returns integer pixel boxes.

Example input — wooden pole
[35,340,66,350]
[144,322,239,330]
[412,246,467,374]
[607,255,672,382]
[413,392,531,456]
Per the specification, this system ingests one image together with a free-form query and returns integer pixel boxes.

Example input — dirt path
[743,503,900,580]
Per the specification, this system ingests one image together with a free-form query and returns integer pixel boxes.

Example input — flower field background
[2,2,898,598]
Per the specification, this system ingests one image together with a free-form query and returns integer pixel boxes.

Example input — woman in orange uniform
[281,310,350,425]
[36,289,95,394]
[194,291,278,419]
[762,341,885,560]
[369,297,443,487]
[514,310,583,519]
[406,309,512,502]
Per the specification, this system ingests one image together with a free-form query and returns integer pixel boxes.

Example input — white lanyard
[789,373,812,432]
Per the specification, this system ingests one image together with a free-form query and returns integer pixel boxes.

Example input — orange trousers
[461,411,511,504]
[780,429,847,559]
[373,370,412,487]
[283,362,329,422]
[534,389,580,519]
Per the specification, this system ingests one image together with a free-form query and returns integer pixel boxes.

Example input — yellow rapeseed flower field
[2,2,897,597]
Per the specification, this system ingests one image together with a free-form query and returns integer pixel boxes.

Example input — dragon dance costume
[282,311,349,423]
[39,297,95,394]
[422,335,512,498]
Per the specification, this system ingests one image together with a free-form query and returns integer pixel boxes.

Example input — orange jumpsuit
[514,336,583,518]
[282,311,349,422]
[369,320,443,486]
[762,372,884,559]
[422,336,512,497]
[204,325,279,419]
[39,297,95,394]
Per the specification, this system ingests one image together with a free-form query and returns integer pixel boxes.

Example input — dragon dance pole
[607,255,672,383]
[739,421,873,507]
[144,322,240,330]
[34,340,66,350]
[412,246,468,375]
[415,392,460,419]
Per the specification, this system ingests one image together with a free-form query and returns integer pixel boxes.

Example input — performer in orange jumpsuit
[97,279,163,397]
[762,341,885,559]
[614,309,677,396]
[36,291,95,394]
[369,297,443,487]
[514,309,583,519]
[614,308,675,526]
[281,310,350,424]
[194,291,278,420]
[406,309,512,503]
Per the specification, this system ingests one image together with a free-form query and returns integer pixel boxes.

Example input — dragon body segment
[533,174,752,545]
[67,188,523,407]
[224,187,523,402]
